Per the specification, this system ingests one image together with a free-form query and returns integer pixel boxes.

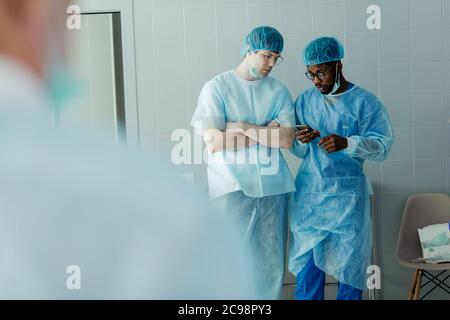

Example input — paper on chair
[417,222,450,264]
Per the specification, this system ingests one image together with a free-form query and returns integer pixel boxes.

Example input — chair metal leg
[419,270,450,299]
[409,269,419,300]
[413,270,423,300]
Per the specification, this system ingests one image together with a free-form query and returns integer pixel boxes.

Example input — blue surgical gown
[289,85,394,290]
[191,70,296,199]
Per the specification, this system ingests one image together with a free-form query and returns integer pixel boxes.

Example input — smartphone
[295,124,310,132]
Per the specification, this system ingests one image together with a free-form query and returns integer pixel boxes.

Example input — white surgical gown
[191,69,296,299]
[191,70,296,199]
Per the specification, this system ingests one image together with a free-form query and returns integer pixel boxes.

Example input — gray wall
[76,0,449,299]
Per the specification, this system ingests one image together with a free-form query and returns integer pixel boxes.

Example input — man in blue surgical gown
[191,26,296,299]
[289,37,394,300]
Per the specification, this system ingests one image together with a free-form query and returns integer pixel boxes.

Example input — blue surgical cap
[241,26,284,56]
[303,36,345,65]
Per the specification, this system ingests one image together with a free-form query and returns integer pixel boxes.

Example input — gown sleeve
[190,81,226,135]
[343,96,394,161]
[289,92,309,158]
[272,88,296,127]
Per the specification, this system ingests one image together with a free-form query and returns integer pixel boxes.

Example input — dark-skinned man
[288,37,394,300]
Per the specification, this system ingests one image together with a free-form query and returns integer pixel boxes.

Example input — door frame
[73,0,139,149]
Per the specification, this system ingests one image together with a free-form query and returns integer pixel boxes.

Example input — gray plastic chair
[396,193,450,300]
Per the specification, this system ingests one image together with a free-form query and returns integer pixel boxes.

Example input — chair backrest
[396,193,450,265]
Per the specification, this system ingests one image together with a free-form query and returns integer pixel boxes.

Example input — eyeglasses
[305,63,336,81]
[258,51,284,65]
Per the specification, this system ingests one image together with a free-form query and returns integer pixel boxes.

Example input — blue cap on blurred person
[303,36,344,65]
[241,26,284,56]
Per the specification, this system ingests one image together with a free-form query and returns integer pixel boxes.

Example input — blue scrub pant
[295,254,363,300]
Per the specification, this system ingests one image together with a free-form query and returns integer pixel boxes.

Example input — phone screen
[295,125,309,131]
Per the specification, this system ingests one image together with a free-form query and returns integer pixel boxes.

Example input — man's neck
[334,76,350,94]
[235,60,257,81]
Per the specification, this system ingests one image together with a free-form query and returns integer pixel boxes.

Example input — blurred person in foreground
[0,0,256,299]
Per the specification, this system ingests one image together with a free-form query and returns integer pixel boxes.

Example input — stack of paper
[417,223,450,263]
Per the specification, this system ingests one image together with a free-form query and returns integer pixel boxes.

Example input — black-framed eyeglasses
[305,63,336,81]
[258,51,284,65]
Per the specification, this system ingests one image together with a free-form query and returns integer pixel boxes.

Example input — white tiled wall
[65,13,120,142]
[130,0,450,300]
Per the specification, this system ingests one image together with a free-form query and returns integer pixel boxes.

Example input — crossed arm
[203,121,295,153]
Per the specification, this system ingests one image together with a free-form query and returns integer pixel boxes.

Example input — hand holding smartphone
[295,124,320,143]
